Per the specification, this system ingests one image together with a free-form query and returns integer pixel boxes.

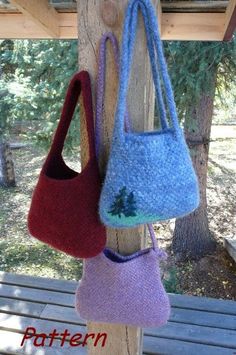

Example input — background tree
[164,39,236,261]
[0,39,78,148]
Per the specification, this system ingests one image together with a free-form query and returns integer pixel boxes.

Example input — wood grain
[0,12,227,41]
[8,0,59,37]
[77,1,156,354]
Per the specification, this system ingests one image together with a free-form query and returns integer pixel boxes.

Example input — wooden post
[77,1,156,353]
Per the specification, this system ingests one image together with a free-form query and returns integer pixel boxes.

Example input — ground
[157,125,236,300]
[0,125,235,299]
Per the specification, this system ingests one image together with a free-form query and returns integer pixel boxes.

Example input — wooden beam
[0,13,77,39]
[0,12,226,41]
[223,0,236,40]
[77,1,156,354]
[8,0,59,38]
[162,12,225,41]
[162,1,228,12]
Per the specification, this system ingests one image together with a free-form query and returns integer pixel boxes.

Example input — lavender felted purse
[76,224,170,327]
[99,0,200,228]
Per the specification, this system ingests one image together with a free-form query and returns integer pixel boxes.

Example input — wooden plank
[50,0,77,11]
[170,307,236,330]
[40,304,84,325]
[40,304,236,331]
[0,329,87,354]
[143,335,236,355]
[223,0,236,40]
[0,12,77,39]
[1,273,235,314]
[1,273,236,312]
[169,293,236,315]
[224,237,236,262]
[2,298,236,334]
[8,0,59,38]
[0,12,226,40]
[162,12,225,40]
[0,298,45,317]
[0,271,77,293]
[161,1,228,12]
[0,313,85,335]
[1,330,236,355]
[145,322,236,348]
[77,0,157,354]
[0,284,74,307]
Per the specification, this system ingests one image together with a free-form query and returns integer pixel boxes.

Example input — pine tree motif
[109,187,137,218]
[123,192,137,217]
[109,187,127,218]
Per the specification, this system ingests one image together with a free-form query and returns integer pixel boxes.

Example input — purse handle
[115,0,180,140]
[96,32,166,259]
[95,32,132,159]
[95,31,168,158]
[48,71,96,161]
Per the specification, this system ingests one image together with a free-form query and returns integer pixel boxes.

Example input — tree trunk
[172,72,217,261]
[0,142,16,187]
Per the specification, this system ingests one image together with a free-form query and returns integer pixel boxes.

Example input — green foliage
[1,38,235,146]
[163,38,236,123]
[0,39,78,149]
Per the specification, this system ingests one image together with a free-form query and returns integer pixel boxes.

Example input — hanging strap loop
[147,224,167,258]
[49,71,96,161]
[95,32,133,159]
[115,0,180,140]
[96,33,121,158]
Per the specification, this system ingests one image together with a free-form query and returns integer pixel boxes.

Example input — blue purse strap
[115,0,180,140]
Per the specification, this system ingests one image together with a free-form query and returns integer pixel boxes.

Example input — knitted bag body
[28,71,106,258]
[99,0,199,228]
[76,224,170,327]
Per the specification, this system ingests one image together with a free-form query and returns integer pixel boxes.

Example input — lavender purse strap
[115,0,180,140]
[95,32,131,159]
[96,32,166,258]
[147,224,167,258]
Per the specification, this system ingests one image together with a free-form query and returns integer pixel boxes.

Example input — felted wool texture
[28,71,106,258]
[76,229,170,327]
[99,0,199,228]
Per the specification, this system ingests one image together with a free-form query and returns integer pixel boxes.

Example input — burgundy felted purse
[28,71,106,258]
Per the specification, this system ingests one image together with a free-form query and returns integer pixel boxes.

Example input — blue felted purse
[99,0,199,228]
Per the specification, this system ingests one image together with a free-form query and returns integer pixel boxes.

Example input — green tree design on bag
[109,187,137,218]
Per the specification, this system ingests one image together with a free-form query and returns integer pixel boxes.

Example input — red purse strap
[48,70,95,161]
